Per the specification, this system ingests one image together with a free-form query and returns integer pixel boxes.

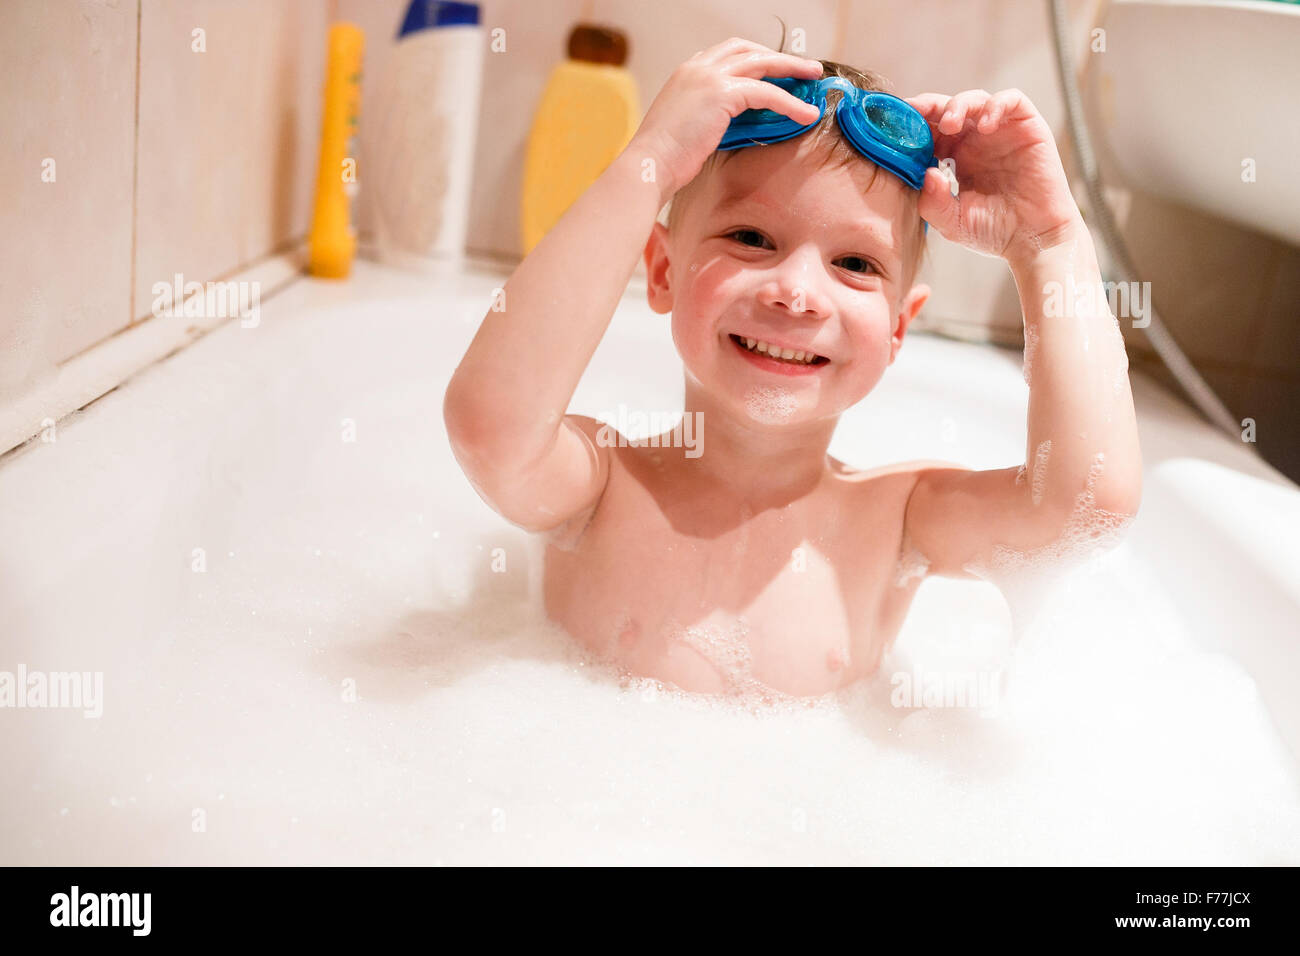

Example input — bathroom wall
[4,0,1091,400]
[2,0,1296,478]
[0,0,330,404]
[1111,191,1300,482]
[0,0,138,397]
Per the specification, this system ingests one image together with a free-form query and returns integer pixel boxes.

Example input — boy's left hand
[907,89,1085,268]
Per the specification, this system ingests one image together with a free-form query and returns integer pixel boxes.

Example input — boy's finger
[939,89,991,135]
[906,92,952,125]
[987,88,1030,127]
[692,35,771,67]
[976,97,1001,133]
[697,36,756,63]
[977,90,1012,132]
[764,83,816,123]
[741,78,822,123]
[727,50,824,81]
[907,93,955,140]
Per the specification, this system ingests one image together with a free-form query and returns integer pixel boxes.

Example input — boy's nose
[760,254,831,320]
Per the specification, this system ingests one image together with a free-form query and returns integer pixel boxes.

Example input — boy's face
[646,137,930,426]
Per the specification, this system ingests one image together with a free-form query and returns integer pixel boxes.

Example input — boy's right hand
[627,38,825,203]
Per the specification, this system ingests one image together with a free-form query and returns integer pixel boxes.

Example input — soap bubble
[743,386,798,424]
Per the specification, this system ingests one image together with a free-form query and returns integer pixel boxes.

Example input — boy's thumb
[918,167,960,238]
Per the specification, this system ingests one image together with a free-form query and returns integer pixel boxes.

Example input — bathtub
[2,257,1298,865]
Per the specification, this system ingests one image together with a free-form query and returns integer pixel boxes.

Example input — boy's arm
[902,220,1143,578]
[443,149,665,531]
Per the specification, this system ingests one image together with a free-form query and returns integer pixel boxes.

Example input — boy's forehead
[705,143,907,244]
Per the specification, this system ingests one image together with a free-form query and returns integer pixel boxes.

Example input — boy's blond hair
[665,58,929,290]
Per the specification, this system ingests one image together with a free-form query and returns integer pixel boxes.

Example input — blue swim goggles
[720,76,938,193]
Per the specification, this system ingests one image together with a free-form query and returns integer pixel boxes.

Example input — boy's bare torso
[543,420,928,697]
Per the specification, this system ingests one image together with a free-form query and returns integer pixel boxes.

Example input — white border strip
[0,250,304,457]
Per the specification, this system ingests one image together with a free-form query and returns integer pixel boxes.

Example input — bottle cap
[397,0,480,38]
[568,24,628,66]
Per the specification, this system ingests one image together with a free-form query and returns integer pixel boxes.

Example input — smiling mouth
[728,334,830,366]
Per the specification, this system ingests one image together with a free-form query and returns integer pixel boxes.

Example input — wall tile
[1117,190,1277,370]
[0,0,138,392]
[1238,377,1300,484]
[839,0,1095,132]
[589,0,838,93]
[133,0,328,319]
[1250,243,1300,380]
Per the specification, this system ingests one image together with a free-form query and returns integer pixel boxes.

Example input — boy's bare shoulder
[827,455,971,487]
[827,455,975,530]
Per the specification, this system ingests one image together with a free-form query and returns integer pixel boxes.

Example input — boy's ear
[889,282,930,364]
[644,221,673,315]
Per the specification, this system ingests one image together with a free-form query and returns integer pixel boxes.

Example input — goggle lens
[862,96,930,151]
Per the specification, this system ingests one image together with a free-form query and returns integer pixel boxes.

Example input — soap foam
[1022,323,1040,386]
[670,616,761,696]
[1030,439,1052,506]
[743,386,798,424]
[11,455,1296,866]
[963,451,1136,633]
[893,532,930,588]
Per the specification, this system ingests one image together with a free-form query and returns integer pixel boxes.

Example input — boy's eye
[835,256,876,275]
[728,229,771,249]
[725,231,879,276]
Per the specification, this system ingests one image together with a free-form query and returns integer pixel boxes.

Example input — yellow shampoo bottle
[309,23,364,278]
[520,25,639,255]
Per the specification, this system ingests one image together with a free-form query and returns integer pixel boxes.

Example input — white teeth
[735,335,822,364]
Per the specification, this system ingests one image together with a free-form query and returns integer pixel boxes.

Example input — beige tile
[233,0,330,269]
[0,0,138,388]
[915,230,1022,345]
[1238,376,1300,485]
[1117,190,1276,369]
[589,0,838,84]
[133,0,328,319]
[839,0,1095,128]
[1249,244,1300,379]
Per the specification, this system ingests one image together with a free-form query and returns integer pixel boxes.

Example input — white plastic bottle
[365,1,484,267]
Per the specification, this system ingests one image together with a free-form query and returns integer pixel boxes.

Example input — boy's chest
[541,459,921,696]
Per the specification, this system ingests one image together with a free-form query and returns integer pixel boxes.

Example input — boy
[444,39,1141,697]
